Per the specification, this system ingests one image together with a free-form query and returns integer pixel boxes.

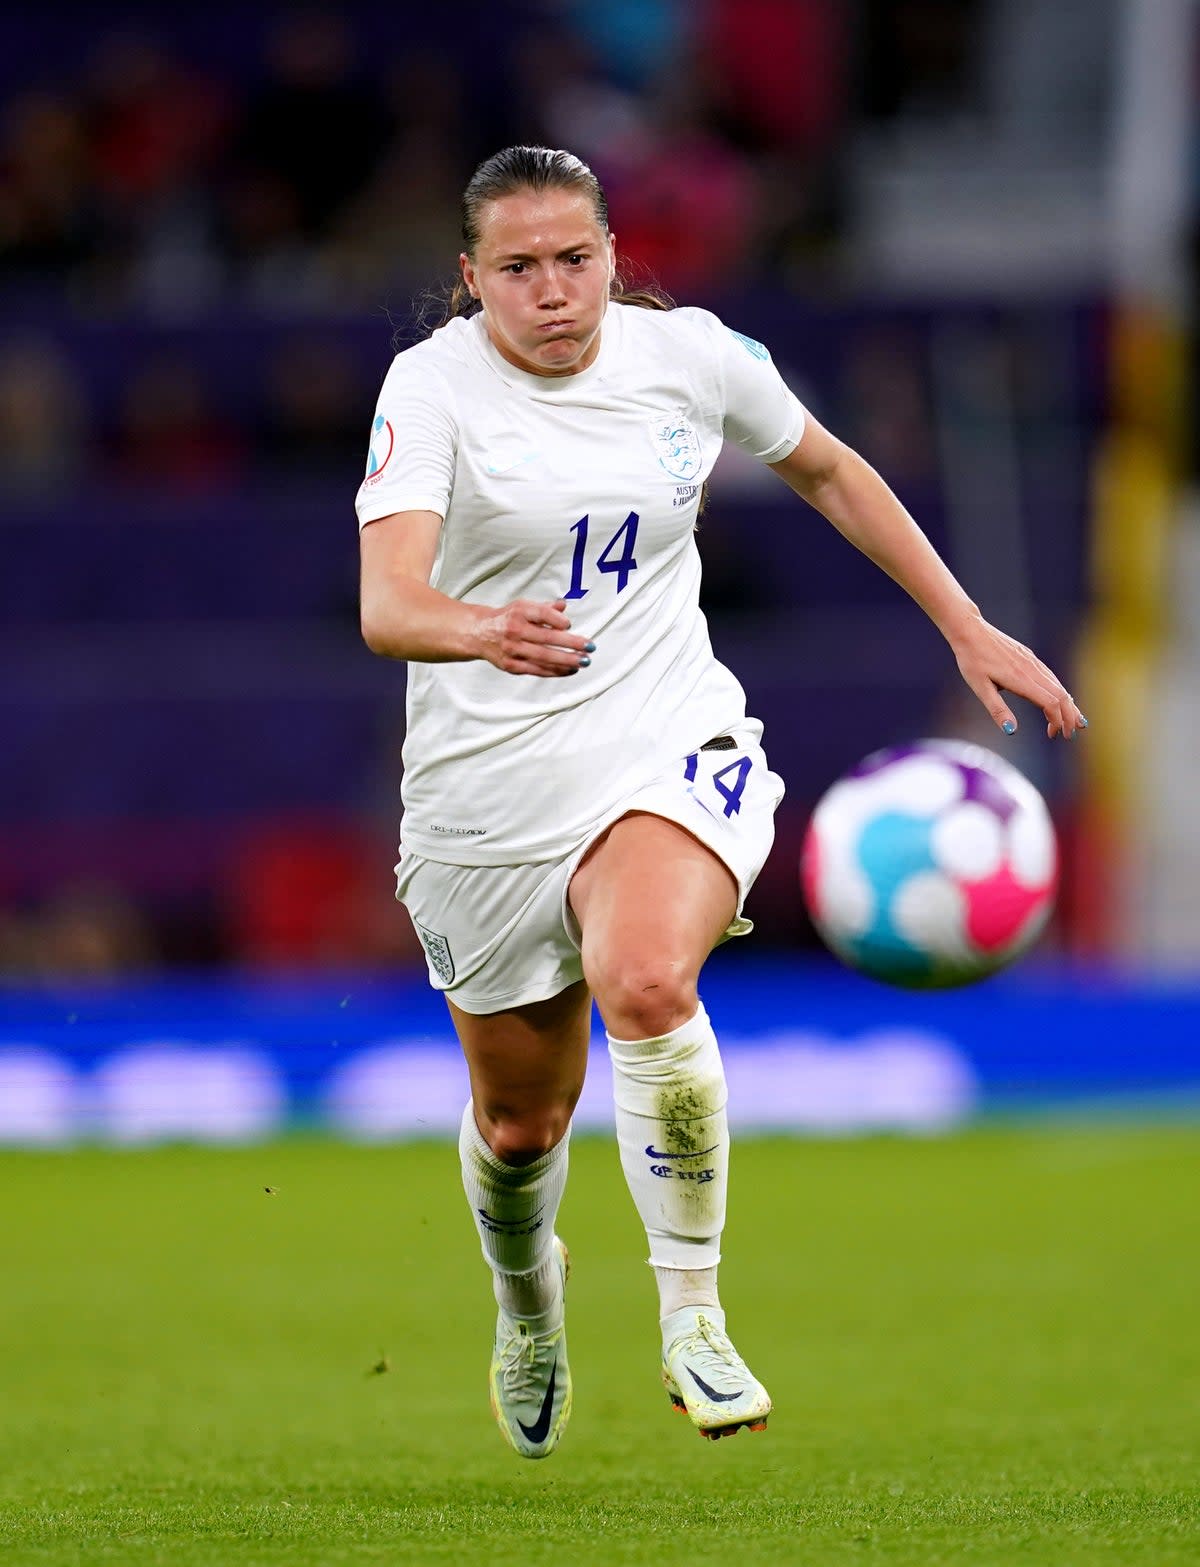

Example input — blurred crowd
[0,1,990,308]
[0,6,841,310]
[0,1,989,501]
[0,832,427,980]
[0,327,372,498]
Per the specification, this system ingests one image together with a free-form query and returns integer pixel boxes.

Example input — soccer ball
[801,739,1058,988]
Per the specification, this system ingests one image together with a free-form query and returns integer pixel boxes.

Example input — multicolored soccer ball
[801,739,1058,988]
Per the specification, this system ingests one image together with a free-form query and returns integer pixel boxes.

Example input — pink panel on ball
[964,863,1053,952]
[801,822,822,920]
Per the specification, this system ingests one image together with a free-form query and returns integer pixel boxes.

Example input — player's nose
[538,270,568,307]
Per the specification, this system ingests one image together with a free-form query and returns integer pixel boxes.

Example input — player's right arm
[359,510,591,676]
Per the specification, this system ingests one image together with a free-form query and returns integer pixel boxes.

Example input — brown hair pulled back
[435,144,673,325]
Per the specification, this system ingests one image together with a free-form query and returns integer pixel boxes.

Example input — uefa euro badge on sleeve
[364,413,394,484]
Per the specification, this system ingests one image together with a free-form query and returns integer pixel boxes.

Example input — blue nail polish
[1002,720,1016,735]
[1079,715,1088,728]
[584,641,596,653]
[579,655,591,667]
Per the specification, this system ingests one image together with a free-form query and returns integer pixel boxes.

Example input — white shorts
[394,721,784,1015]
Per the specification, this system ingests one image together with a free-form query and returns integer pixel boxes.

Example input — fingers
[483,600,596,677]
[532,598,573,633]
[985,675,1088,740]
[508,657,584,677]
[524,602,593,675]
[957,628,1088,741]
[525,601,589,646]
[1019,664,1087,740]
[964,672,1020,737]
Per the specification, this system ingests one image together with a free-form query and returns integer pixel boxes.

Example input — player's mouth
[537,319,575,333]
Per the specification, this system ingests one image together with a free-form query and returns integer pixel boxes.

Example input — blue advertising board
[1,953,1196,1146]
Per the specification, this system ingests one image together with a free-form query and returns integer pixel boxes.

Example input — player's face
[461,188,616,377]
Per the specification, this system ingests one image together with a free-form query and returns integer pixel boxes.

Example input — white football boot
[488,1237,572,1459]
[661,1305,771,1439]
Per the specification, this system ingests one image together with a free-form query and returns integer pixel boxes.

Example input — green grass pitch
[1,1126,1197,1565]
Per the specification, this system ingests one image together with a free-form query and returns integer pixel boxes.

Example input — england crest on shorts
[415,921,455,984]
[649,414,703,482]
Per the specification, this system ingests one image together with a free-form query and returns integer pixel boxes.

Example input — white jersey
[355,302,805,865]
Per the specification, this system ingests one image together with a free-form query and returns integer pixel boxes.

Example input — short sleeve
[708,316,806,463]
[354,354,458,529]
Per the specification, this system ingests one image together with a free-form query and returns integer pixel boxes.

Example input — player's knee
[592,959,699,1041]
[483,1108,571,1167]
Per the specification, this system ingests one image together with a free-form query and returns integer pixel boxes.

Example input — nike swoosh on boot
[686,1366,744,1403]
[517,1360,558,1445]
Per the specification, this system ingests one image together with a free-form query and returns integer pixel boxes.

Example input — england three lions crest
[649,415,703,482]
[415,922,455,985]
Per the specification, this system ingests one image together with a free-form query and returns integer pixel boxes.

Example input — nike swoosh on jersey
[686,1366,745,1402]
[516,1360,558,1444]
[485,450,541,475]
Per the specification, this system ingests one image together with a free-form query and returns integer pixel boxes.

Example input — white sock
[458,1102,569,1323]
[654,1264,721,1318]
[607,1002,727,1319]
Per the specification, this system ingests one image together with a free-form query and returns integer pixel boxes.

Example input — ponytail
[609,282,674,313]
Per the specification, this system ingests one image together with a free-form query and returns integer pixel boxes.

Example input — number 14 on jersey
[563,511,640,599]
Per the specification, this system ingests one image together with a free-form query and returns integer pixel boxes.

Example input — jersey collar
[472,306,619,395]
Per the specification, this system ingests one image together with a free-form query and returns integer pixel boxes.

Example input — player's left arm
[768,413,1087,741]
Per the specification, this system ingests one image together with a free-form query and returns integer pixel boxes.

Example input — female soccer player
[356,146,1085,1459]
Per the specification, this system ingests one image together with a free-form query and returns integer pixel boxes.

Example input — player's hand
[948,612,1087,739]
[475,597,594,677]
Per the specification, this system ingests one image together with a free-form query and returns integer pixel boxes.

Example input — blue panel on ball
[857,808,937,888]
[850,811,937,982]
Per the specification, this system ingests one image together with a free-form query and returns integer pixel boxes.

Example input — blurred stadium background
[1,0,1198,1141]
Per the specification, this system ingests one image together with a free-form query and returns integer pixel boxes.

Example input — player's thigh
[568,812,737,1021]
[567,724,783,1033]
[449,979,593,1131]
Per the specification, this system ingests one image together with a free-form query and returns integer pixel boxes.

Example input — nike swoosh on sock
[644,1144,718,1160]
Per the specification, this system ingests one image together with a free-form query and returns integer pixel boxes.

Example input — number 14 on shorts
[685,751,753,816]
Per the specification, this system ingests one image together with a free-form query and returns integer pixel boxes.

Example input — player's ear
[460,252,480,300]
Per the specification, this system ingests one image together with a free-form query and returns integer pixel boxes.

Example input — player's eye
[505,262,527,275]
[565,254,585,266]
